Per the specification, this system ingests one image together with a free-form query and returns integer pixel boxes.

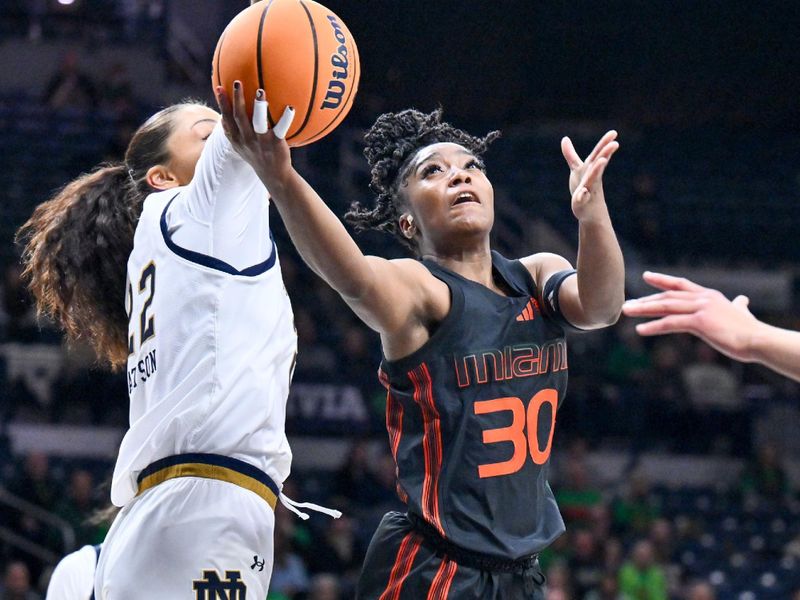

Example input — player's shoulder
[367,256,435,280]
[519,252,573,283]
[518,252,571,271]
[365,256,448,312]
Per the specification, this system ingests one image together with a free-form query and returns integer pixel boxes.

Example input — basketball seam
[287,0,319,142]
[301,25,359,145]
[214,29,227,87]
[256,0,277,127]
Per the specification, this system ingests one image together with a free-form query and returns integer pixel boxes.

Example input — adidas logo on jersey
[516,298,538,322]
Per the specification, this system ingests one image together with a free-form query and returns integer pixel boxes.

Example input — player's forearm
[748,321,800,382]
[267,170,374,299]
[574,208,625,326]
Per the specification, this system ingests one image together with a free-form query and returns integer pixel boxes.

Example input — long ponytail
[17,101,206,369]
[18,165,137,368]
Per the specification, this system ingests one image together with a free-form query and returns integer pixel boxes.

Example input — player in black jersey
[217,88,624,599]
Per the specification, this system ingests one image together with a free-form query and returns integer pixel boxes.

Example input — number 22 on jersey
[125,261,156,355]
[474,389,558,478]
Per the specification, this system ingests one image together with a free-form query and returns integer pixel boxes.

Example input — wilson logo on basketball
[321,15,349,110]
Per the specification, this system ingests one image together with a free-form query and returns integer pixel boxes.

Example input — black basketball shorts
[356,512,546,600]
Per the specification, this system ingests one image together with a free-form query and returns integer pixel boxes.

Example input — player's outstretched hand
[622,271,760,362]
[215,81,295,187]
[561,130,619,222]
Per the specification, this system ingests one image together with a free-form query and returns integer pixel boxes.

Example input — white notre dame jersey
[110,123,297,508]
[47,544,98,600]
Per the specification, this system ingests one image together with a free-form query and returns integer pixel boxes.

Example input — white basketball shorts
[95,454,277,599]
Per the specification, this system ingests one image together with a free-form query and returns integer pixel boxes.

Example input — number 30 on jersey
[474,389,558,478]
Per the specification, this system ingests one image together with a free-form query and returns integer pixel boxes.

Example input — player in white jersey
[19,90,336,597]
[46,544,101,600]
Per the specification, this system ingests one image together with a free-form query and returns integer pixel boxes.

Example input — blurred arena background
[1,1,800,598]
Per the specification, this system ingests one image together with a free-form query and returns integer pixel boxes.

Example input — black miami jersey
[378,251,569,560]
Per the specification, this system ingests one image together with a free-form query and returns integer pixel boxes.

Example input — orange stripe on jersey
[382,367,408,504]
[379,532,422,600]
[427,557,458,600]
[409,363,445,537]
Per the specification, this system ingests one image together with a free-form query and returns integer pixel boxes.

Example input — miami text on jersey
[454,339,567,388]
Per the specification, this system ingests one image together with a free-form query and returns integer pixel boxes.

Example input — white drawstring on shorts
[279,492,342,521]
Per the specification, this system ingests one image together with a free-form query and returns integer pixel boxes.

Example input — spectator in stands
[42,51,98,111]
[612,473,660,538]
[739,442,789,502]
[639,338,690,450]
[307,573,341,600]
[99,62,136,118]
[602,537,625,573]
[682,342,741,413]
[618,539,668,600]
[304,516,364,594]
[337,324,379,391]
[54,469,100,547]
[8,452,57,511]
[648,518,677,566]
[684,580,716,600]
[1,263,38,343]
[543,560,573,600]
[585,571,625,600]
[268,508,310,600]
[605,319,652,389]
[107,114,138,158]
[0,561,40,600]
[555,456,603,526]
[589,503,613,542]
[6,452,61,566]
[330,439,382,509]
[623,271,800,383]
[568,528,603,598]
[293,308,337,380]
[623,173,666,263]
[682,341,749,454]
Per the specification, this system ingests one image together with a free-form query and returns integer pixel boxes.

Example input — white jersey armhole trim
[160,194,277,276]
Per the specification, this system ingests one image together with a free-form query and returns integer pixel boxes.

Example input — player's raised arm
[624,271,800,382]
[215,84,428,336]
[525,131,625,330]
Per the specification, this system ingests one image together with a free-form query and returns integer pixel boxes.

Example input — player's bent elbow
[577,305,623,330]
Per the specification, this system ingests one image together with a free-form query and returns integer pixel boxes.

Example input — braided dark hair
[344,108,500,253]
[17,101,205,369]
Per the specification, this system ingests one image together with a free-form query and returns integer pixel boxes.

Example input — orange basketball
[212,0,360,147]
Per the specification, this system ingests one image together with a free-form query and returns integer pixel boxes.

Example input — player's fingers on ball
[215,89,238,139]
[215,87,234,123]
[214,86,229,112]
[272,106,295,140]
[231,81,252,137]
[253,89,268,135]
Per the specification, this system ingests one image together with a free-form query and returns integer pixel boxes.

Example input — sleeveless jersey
[379,251,568,560]
[110,188,296,507]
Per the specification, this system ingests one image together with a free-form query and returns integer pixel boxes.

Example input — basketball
[212,0,360,147]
